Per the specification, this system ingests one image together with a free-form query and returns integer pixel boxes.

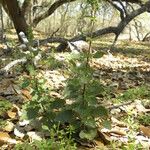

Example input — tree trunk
[0,4,4,42]
[4,0,29,42]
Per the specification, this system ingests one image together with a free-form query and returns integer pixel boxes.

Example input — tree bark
[0,4,4,41]
[22,0,32,16]
[4,0,29,42]
[32,0,76,27]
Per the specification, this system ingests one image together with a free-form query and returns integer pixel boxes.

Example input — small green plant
[20,49,108,142]
[109,138,143,150]
[27,27,34,43]
[14,124,77,150]
[62,52,109,140]
[0,98,12,129]
[0,98,12,116]
[117,86,150,101]
[40,52,64,69]
[138,114,150,126]
[21,75,62,125]
[0,119,6,128]
[121,142,143,150]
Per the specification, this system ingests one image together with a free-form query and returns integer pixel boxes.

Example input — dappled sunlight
[1,0,150,148]
[92,53,150,71]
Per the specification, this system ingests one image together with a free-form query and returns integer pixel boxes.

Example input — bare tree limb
[0,58,27,75]
[0,3,4,41]
[31,0,150,50]
[56,0,150,51]
[142,31,150,41]
[118,0,128,15]
[34,37,68,47]
[32,0,76,27]
[112,0,142,4]
[108,0,125,20]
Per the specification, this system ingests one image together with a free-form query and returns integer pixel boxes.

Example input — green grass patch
[0,98,12,127]
[0,98,12,116]
[138,114,150,126]
[116,85,150,101]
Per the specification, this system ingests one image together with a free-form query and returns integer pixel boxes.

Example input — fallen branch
[38,37,68,46]
[0,58,27,75]
[0,32,41,75]
[108,101,133,110]
[33,0,76,27]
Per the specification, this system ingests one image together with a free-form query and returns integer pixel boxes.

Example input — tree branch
[112,0,142,4]
[32,0,76,27]
[108,0,125,20]
[0,58,27,75]
[118,0,128,15]
[32,37,68,47]
[31,0,150,50]
[56,0,150,51]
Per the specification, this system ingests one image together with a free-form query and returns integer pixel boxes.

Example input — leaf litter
[0,40,150,149]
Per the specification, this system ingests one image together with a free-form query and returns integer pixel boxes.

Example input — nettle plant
[21,50,109,141]
[63,52,109,140]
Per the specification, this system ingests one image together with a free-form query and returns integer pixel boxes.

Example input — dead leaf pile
[93,53,150,71]
[97,100,150,148]
[1,46,150,149]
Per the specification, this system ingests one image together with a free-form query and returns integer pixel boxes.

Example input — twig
[108,101,133,110]
[0,31,42,75]
[0,58,27,75]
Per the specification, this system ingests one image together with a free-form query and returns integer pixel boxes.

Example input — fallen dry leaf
[7,110,17,119]
[12,104,20,112]
[94,140,106,149]
[135,100,147,113]
[12,104,22,116]
[19,120,30,127]
[0,132,19,146]
[98,129,111,144]
[140,125,150,137]
[111,117,127,127]
[3,121,14,132]
[109,129,126,136]
[21,89,32,100]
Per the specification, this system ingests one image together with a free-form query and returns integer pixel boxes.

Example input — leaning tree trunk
[4,0,29,42]
[0,3,4,42]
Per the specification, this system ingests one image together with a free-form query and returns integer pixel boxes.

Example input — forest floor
[0,31,150,150]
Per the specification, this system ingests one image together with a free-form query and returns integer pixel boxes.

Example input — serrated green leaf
[93,51,104,58]
[86,80,105,97]
[102,120,111,129]
[42,125,49,131]
[55,110,74,123]
[23,101,40,120]
[84,118,96,128]
[93,106,108,117]
[22,79,30,88]
[27,106,40,119]
[0,99,12,116]
[49,99,65,109]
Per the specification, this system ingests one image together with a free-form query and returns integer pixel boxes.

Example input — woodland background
[0,0,150,150]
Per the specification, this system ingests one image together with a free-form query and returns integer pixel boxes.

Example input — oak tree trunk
[5,0,29,42]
